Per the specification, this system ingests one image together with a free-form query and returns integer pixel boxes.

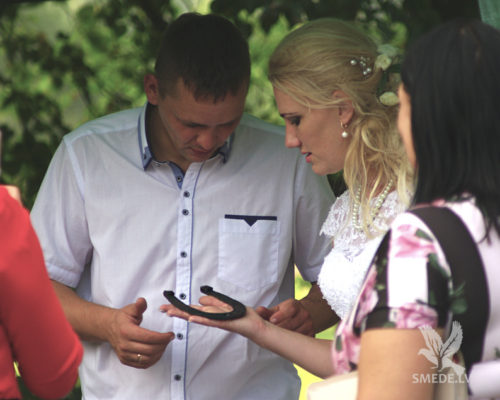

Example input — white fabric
[469,360,500,399]
[30,104,334,400]
[318,191,405,319]
[444,201,500,399]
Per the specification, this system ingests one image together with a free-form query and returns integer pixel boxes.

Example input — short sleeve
[364,212,452,331]
[31,139,92,287]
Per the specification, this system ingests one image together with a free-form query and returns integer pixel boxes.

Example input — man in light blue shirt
[31,12,335,400]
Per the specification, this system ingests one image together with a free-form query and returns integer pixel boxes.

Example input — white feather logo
[418,321,465,376]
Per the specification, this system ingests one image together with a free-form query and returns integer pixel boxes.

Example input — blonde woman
[163,18,412,379]
[268,18,411,322]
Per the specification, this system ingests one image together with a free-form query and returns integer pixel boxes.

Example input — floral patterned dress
[331,199,500,396]
[332,205,457,374]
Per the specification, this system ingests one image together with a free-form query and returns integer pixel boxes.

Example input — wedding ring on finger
[137,353,142,363]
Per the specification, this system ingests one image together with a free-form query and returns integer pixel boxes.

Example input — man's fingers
[132,297,148,318]
[123,348,163,369]
[290,322,314,336]
[131,326,175,345]
[109,303,175,369]
[121,297,148,324]
[255,306,273,321]
[128,352,149,369]
[273,313,301,328]
[263,299,315,335]
[274,314,314,336]
[267,305,296,324]
[117,329,175,369]
[114,326,174,355]
[257,303,298,323]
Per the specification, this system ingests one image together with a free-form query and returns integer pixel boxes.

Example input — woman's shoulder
[389,198,483,241]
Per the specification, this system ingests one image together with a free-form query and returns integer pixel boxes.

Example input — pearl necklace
[352,179,393,230]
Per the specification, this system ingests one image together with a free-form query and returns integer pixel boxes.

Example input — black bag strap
[410,206,490,375]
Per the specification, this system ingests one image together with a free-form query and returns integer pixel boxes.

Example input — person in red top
[0,186,83,399]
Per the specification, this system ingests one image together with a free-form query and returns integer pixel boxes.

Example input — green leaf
[415,228,433,241]
[428,253,450,279]
[335,335,343,351]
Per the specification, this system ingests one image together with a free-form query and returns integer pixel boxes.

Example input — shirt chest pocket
[218,215,280,291]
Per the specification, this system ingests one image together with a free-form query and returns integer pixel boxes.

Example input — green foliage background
[0,0,480,398]
[0,0,480,208]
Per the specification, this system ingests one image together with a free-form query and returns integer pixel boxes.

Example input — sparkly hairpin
[350,56,372,77]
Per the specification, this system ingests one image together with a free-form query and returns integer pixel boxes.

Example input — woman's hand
[161,294,336,378]
[160,295,266,340]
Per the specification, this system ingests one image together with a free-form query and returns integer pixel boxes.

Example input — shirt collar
[137,102,234,170]
[138,103,152,169]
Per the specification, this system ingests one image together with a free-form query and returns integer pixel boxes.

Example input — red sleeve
[0,187,83,399]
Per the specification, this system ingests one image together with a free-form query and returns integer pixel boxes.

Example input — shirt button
[177,333,184,340]
[176,176,182,182]
[183,191,190,198]
[179,293,186,300]
[180,251,187,258]
[182,209,189,216]
[174,374,182,381]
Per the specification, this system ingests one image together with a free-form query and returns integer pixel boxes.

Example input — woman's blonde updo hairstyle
[268,18,412,234]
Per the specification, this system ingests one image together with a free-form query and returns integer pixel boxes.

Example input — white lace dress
[317,190,406,319]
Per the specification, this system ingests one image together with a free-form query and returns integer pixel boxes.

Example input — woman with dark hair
[326,18,500,399]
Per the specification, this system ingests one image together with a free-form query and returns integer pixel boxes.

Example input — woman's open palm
[160,295,267,340]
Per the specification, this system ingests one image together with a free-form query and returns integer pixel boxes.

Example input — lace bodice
[318,190,405,319]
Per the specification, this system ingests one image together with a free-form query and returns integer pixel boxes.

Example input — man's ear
[144,74,161,105]
[332,90,354,125]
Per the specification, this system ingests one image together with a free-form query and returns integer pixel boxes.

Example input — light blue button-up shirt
[31,103,334,400]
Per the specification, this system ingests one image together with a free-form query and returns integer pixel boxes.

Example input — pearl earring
[341,122,349,139]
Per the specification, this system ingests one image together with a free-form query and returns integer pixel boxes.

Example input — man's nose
[197,129,218,150]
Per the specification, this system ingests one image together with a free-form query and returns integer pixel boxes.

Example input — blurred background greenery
[1,0,483,398]
[0,0,481,207]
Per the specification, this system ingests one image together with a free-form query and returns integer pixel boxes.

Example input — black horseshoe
[163,285,246,320]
